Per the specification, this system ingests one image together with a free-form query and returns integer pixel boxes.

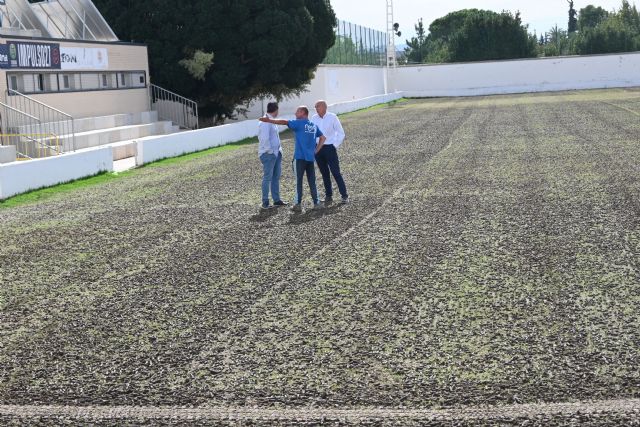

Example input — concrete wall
[0,145,16,164]
[244,65,387,119]
[0,39,150,118]
[391,52,640,97]
[0,147,113,200]
[25,88,150,119]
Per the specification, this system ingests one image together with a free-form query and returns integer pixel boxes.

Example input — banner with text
[0,43,109,70]
[7,41,61,69]
[60,47,109,70]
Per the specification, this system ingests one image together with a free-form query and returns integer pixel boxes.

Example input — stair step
[14,111,159,135]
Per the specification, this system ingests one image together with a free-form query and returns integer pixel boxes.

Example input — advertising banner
[60,47,109,70]
[0,44,9,69]
[0,43,109,70]
[7,41,61,69]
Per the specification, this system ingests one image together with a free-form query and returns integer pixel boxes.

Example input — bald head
[315,100,328,117]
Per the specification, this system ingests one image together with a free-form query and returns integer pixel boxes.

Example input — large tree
[404,18,428,63]
[579,5,610,31]
[92,0,336,123]
[439,10,538,62]
[404,9,537,64]
[574,0,640,54]
[568,0,579,33]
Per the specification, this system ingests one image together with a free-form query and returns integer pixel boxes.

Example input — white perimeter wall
[243,65,387,119]
[392,52,640,97]
[0,147,113,200]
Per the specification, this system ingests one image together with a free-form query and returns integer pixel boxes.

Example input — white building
[0,0,196,162]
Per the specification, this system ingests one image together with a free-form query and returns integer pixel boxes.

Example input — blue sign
[1,42,61,70]
[0,44,8,69]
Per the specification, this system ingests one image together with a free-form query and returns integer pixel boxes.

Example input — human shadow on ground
[249,207,280,223]
[288,203,345,225]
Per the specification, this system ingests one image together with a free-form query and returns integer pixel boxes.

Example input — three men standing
[312,100,349,204]
[258,100,348,211]
[259,106,326,212]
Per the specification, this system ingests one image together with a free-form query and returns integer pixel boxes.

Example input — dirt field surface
[1,89,639,425]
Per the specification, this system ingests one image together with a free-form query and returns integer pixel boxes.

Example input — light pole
[385,0,401,93]
[386,0,397,69]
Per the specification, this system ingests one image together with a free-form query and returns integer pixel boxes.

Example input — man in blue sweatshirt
[259,106,326,213]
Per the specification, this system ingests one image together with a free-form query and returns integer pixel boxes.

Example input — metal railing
[323,19,389,66]
[0,0,50,36]
[5,89,75,153]
[0,103,62,160]
[0,0,118,41]
[149,84,199,130]
[30,0,118,41]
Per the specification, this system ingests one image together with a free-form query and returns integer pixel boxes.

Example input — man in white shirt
[258,102,287,210]
[312,100,349,204]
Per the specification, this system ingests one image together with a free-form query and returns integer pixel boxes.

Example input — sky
[330,0,629,43]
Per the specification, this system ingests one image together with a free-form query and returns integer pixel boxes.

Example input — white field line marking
[1,398,639,421]
[602,101,640,117]
[313,110,470,259]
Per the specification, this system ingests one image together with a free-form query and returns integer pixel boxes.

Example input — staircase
[1,85,198,164]
[58,111,179,153]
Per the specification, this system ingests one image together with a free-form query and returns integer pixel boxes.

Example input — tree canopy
[92,0,336,123]
[579,5,610,31]
[405,9,537,64]
[574,1,640,54]
[405,1,640,63]
[404,19,428,63]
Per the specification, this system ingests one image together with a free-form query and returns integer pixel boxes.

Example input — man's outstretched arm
[259,117,289,126]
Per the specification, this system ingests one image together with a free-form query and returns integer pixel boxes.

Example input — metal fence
[1,89,74,159]
[150,84,199,130]
[323,19,389,66]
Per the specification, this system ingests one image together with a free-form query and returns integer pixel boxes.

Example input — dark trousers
[315,145,348,199]
[293,159,319,205]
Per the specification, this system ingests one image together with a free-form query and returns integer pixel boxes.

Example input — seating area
[3,111,181,163]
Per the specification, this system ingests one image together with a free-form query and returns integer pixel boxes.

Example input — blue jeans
[260,152,282,204]
[315,145,348,199]
[293,159,319,205]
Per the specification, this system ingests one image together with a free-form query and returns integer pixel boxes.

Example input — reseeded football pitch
[0,89,639,425]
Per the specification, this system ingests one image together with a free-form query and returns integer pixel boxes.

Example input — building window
[6,71,146,95]
[60,74,76,91]
[9,75,19,91]
[131,72,146,88]
[36,74,44,92]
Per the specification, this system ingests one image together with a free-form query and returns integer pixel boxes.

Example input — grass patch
[0,137,259,210]
[339,98,409,117]
[139,136,258,169]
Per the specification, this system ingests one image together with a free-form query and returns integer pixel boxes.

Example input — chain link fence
[323,19,389,66]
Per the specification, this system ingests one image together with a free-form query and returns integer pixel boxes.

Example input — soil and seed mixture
[1,89,639,425]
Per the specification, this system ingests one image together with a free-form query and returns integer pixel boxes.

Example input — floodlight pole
[385,0,397,94]
[386,0,397,69]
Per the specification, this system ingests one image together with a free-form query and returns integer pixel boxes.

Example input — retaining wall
[391,52,640,97]
[243,65,388,119]
[0,146,16,164]
[0,147,113,200]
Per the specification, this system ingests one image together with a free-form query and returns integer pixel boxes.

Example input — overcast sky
[330,0,629,42]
